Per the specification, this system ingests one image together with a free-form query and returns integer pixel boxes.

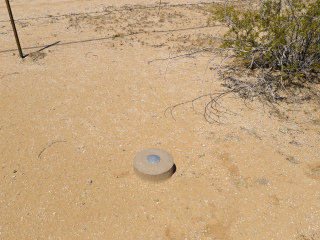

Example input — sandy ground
[1,0,320,239]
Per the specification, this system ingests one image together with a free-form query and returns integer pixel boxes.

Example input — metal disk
[133,148,175,183]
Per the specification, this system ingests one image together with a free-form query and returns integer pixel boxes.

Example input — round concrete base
[133,148,175,183]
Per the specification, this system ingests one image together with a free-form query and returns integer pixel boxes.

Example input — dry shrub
[209,0,320,102]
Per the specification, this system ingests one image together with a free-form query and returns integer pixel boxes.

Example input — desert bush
[209,0,320,101]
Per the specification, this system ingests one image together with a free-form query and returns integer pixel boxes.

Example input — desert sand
[1,0,320,239]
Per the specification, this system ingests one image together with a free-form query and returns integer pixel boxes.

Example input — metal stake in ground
[5,0,23,58]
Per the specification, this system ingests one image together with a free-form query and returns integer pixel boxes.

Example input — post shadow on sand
[24,41,61,58]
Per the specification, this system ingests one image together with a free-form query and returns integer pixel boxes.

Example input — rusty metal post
[5,0,23,58]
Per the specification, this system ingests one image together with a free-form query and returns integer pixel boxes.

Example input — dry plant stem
[148,47,215,64]
[158,0,162,16]
[1,72,19,79]
[38,140,66,159]
[164,86,240,124]
[164,94,212,121]
[209,50,235,97]
[159,52,171,79]
[204,90,239,124]
[201,50,226,104]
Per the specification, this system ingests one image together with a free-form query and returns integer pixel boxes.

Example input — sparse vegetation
[208,0,320,102]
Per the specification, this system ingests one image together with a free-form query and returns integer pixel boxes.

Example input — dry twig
[38,140,66,159]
